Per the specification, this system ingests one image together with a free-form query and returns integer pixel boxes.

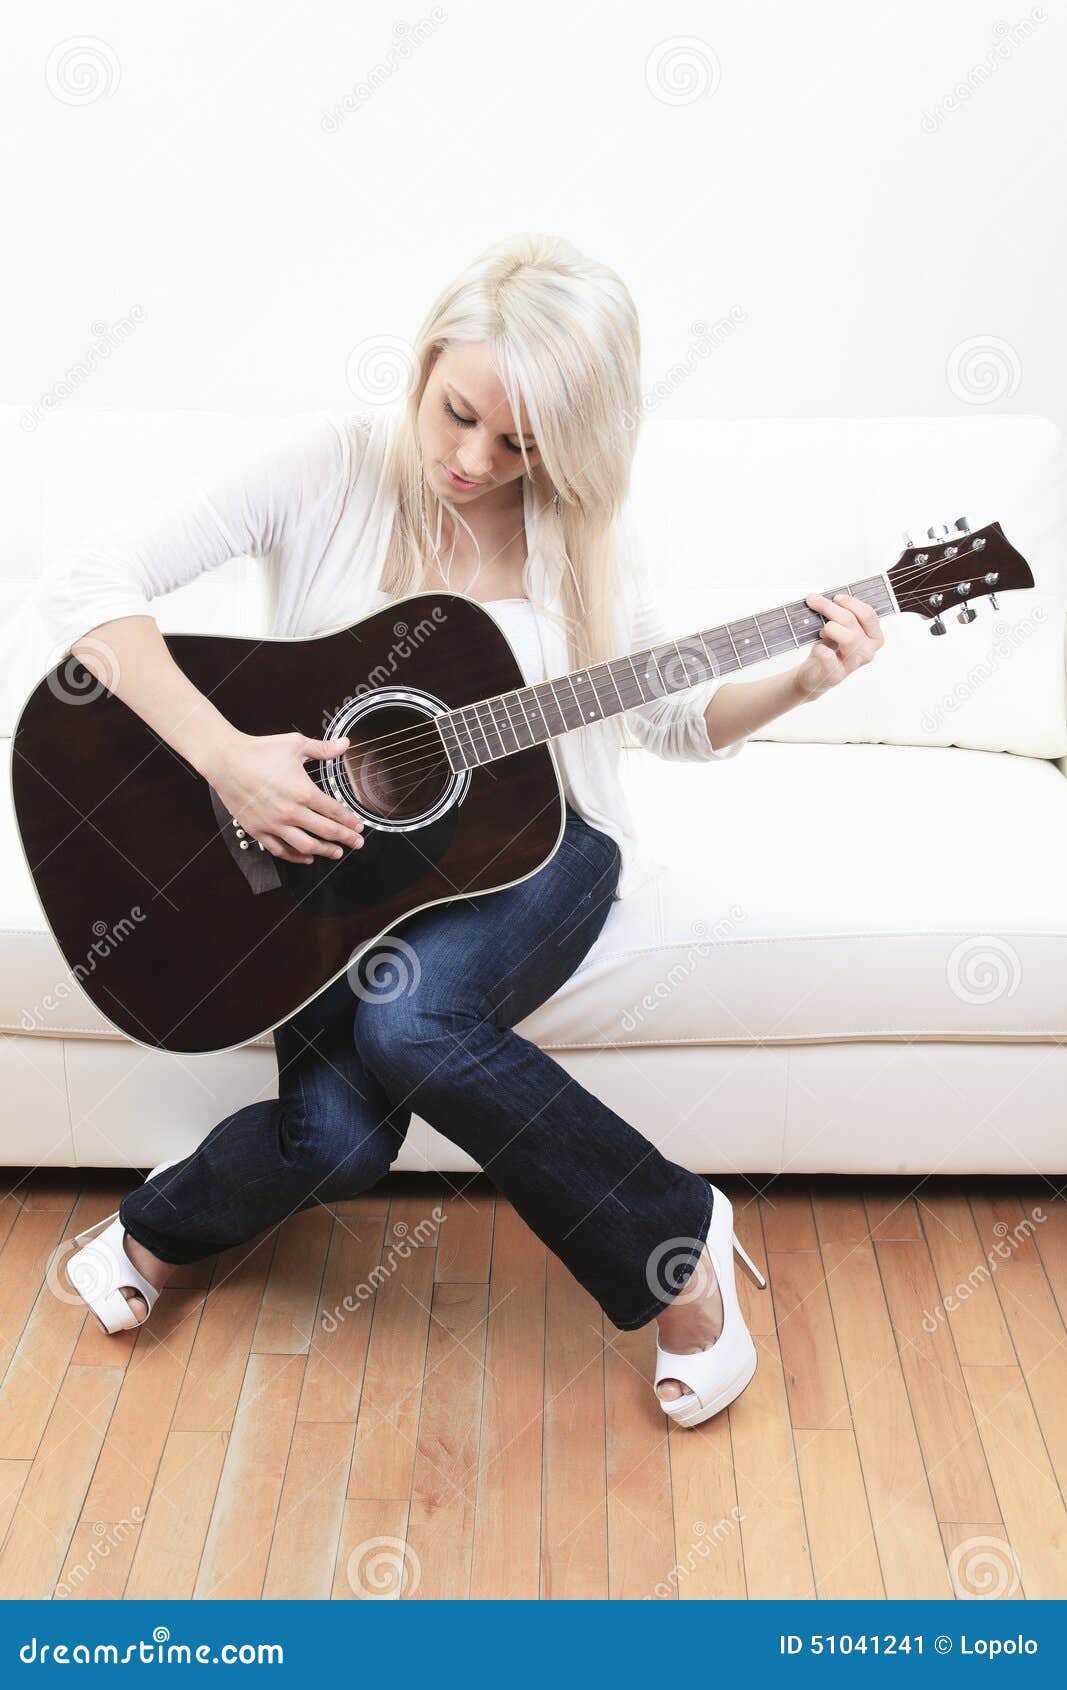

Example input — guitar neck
[436,571,897,770]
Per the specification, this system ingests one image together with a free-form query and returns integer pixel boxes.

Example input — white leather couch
[3,407,1067,1177]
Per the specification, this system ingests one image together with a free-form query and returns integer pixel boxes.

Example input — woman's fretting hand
[792,592,885,702]
[207,731,364,865]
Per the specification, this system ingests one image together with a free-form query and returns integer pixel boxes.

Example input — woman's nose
[458,450,493,479]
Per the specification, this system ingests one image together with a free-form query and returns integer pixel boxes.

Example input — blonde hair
[378,232,643,670]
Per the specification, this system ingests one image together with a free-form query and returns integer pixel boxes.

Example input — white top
[33,405,747,899]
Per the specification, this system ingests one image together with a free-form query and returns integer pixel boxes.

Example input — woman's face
[417,340,540,508]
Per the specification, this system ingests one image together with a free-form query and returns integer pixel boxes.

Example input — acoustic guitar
[11,517,1033,1054]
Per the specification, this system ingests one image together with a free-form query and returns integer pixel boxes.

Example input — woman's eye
[443,397,535,455]
[444,399,475,427]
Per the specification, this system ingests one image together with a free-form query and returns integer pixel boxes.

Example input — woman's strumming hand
[208,731,365,865]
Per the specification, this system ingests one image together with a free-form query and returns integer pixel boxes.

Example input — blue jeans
[120,803,713,1330]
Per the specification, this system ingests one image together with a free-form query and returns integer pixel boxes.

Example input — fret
[574,670,607,723]
[603,660,628,713]
[483,697,504,752]
[470,700,501,759]
[622,655,645,709]
[450,709,479,767]
[439,572,897,770]
[725,616,767,668]
[589,664,618,719]
[536,679,569,736]
[462,704,493,764]
[562,673,590,725]
[503,689,536,748]
[548,677,579,731]
[486,696,514,757]
[435,714,464,772]
[783,600,818,646]
[697,630,723,679]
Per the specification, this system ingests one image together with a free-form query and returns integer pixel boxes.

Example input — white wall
[3,1,1063,428]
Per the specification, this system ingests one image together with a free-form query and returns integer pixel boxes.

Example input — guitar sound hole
[339,703,453,824]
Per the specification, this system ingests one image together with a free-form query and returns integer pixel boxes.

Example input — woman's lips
[443,465,483,490]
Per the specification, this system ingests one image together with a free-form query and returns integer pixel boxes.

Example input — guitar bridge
[207,783,282,895]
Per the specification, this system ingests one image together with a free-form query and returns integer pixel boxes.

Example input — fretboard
[436,573,896,771]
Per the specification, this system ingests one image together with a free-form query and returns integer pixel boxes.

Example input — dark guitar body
[11,593,564,1054]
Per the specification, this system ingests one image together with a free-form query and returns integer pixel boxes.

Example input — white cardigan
[32,404,747,899]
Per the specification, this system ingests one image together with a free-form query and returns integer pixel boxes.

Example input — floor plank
[0,1173,1060,1601]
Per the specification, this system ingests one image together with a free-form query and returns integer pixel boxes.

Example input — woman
[45,234,883,1428]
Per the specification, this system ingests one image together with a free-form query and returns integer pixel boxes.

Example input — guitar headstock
[887,518,1033,634]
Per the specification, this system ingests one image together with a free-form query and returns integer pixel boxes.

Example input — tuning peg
[954,515,971,534]
[902,530,915,548]
[957,603,977,624]
[930,615,947,636]
[927,524,950,542]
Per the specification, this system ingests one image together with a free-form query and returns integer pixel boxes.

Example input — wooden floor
[0,1167,1065,1600]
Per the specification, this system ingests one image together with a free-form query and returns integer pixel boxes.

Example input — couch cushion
[4,737,1066,1050]
[628,414,1067,759]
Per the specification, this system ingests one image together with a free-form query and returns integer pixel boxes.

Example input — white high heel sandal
[66,1160,180,1335]
[653,1182,768,1429]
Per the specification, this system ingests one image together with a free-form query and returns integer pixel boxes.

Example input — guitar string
[304,564,1000,789]
[296,561,1008,784]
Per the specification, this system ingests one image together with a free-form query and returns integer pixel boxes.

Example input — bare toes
[657,1379,691,1402]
